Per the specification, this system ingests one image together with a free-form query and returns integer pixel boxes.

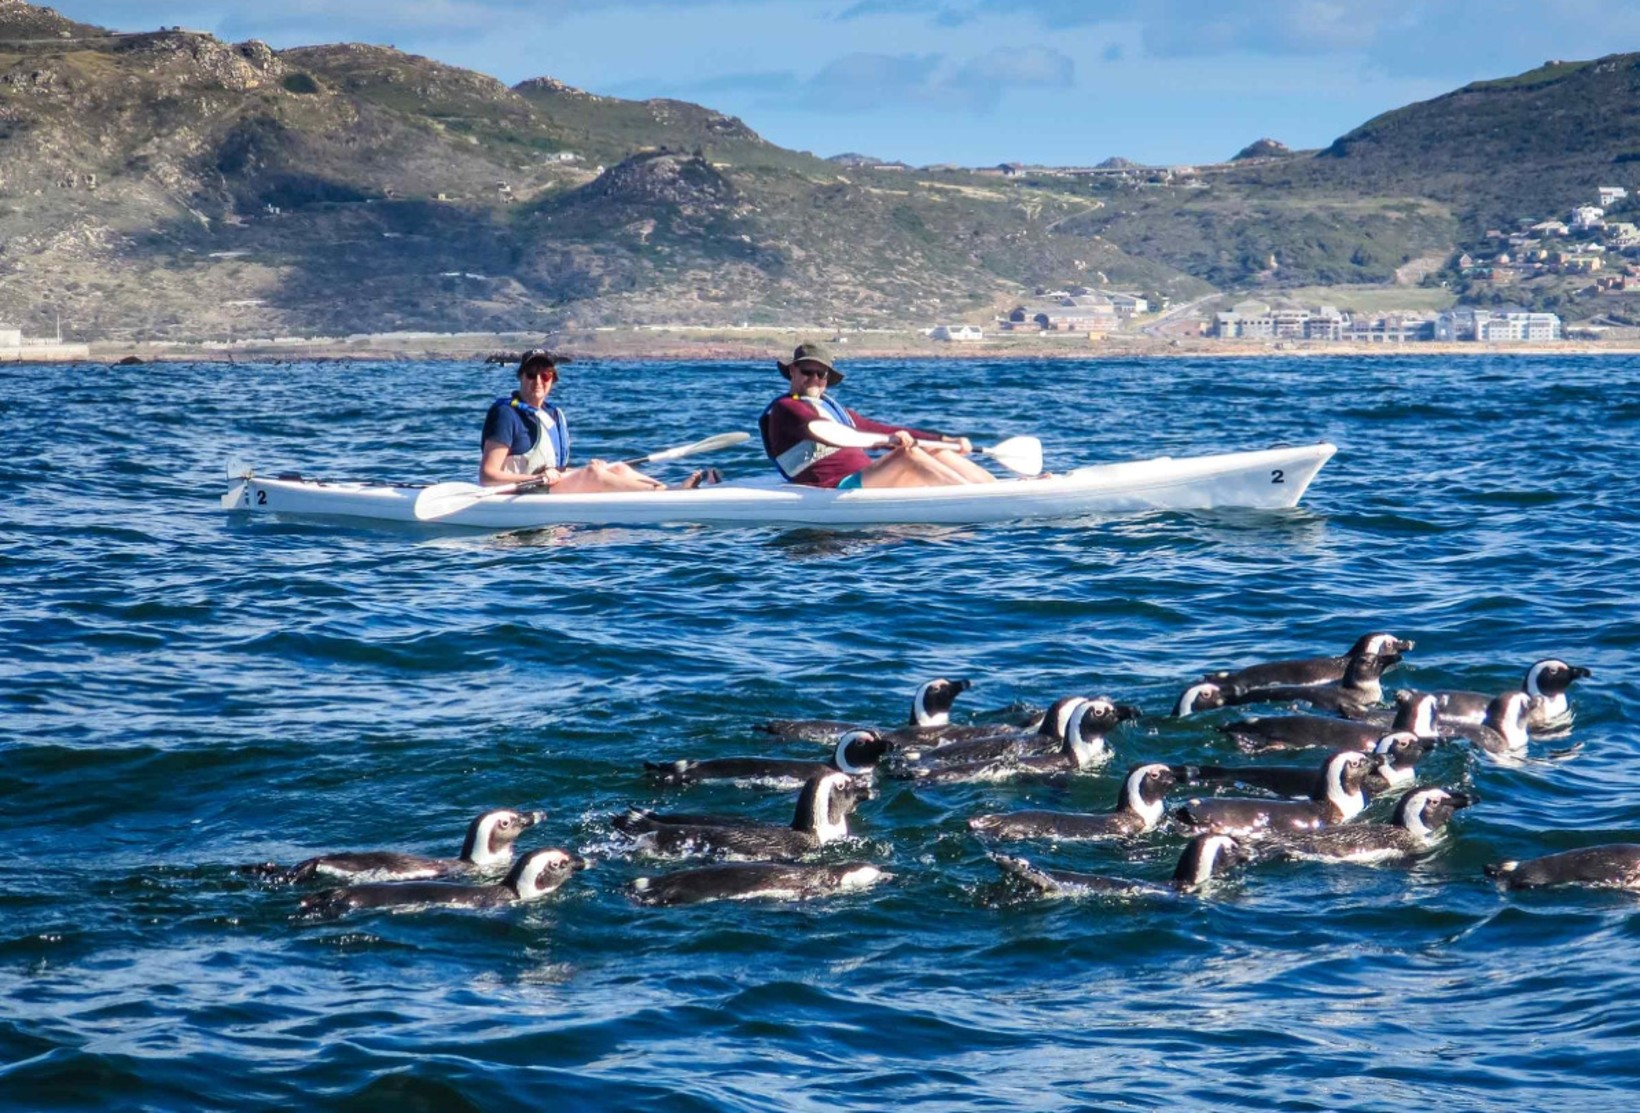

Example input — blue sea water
[1,353,1637,1111]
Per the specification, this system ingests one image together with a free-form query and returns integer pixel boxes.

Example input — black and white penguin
[1485,844,1640,890]
[245,808,546,883]
[1181,732,1428,800]
[990,833,1247,897]
[1173,750,1379,836]
[1220,690,1441,754]
[297,847,588,917]
[1201,632,1414,693]
[1451,690,1537,759]
[909,698,1121,786]
[1225,652,1394,716]
[628,862,888,906]
[895,694,1091,768]
[755,677,972,744]
[1173,681,1228,717]
[643,730,892,789]
[967,763,1177,841]
[1263,787,1472,864]
[612,771,864,860]
[1428,659,1591,732]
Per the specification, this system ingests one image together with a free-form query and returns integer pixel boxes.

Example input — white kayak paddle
[807,419,1043,477]
[411,431,751,521]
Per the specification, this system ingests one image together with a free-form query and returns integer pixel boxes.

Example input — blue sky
[58,1,1640,166]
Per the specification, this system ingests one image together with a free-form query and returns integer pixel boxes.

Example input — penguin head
[833,730,891,775]
[910,677,972,728]
[1394,787,1472,840]
[1174,833,1246,890]
[1174,682,1225,717]
[1526,658,1590,697]
[507,847,589,900]
[462,808,547,867]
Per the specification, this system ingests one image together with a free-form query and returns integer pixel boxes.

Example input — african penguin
[1201,632,1414,692]
[628,862,888,906]
[1220,690,1441,754]
[967,763,1177,841]
[990,833,1247,897]
[1173,751,1379,836]
[297,847,588,917]
[1486,844,1640,890]
[1263,788,1472,864]
[644,730,891,789]
[243,808,545,884]
[1428,659,1591,732]
[612,771,864,860]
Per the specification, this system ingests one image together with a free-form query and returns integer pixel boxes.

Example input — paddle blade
[412,481,486,521]
[638,431,751,465]
[985,436,1043,477]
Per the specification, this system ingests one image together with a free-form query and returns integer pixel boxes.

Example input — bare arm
[481,439,560,487]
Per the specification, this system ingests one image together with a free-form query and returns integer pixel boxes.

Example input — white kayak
[222,442,1336,530]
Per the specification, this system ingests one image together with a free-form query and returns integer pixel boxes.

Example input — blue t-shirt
[482,399,533,455]
[481,397,569,466]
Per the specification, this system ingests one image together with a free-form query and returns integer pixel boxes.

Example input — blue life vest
[502,397,570,472]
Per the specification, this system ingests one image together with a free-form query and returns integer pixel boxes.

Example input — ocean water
[1,353,1637,1111]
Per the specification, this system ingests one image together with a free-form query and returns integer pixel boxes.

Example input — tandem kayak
[221,442,1337,530]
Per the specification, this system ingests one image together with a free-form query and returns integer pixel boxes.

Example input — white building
[1571,205,1606,231]
[1598,186,1628,207]
[930,324,984,341]
[1479,312,1561,342]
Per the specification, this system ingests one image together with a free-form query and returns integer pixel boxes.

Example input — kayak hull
[224,443,1337,530]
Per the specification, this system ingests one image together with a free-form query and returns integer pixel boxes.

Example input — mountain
[2,2,1637,340]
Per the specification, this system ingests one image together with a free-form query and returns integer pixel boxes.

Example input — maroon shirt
[760,394,944,488]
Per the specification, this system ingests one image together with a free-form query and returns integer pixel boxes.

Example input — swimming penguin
[1449,690,1537,759]
[1173,682,1228,717]
[612,771,864,860]
[1182,732,1430,800]
[297,847,588,917]
[1220,690,1442,754]
[755,677,972,744]
[1173,750,1379,836]
[1225,652,1395,716]
[1264,787,1472,864]
[895,695,1091,768]
[1427,659,1591,732]
[1485,844,1640,890]
[990,833,1247,897]
[1201,632,1414,693]
[643,730,892,789]
[244,808,546,883]
[909,698,1121,786]
[628,862,888,906]
[967,763,1178,842]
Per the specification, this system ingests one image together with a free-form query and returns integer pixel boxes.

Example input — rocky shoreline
[71,330,1640,364]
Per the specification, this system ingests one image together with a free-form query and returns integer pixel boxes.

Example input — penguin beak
[1114,702,1144,722]
[1571,666,1592,679]
[1445,791,1474,809]
[567,854,592,871]
[521,810,546,828]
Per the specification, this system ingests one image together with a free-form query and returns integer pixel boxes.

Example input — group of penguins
[248,632,1634,915]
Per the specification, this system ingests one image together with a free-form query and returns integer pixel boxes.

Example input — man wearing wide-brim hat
[758,341,996,489]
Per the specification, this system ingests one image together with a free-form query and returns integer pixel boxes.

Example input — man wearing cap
[758,341,996,489]
[480,349,698,492]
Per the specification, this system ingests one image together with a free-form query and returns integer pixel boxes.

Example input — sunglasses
[523,367,557,381]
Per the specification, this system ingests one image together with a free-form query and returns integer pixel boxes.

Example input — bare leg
[550,459,666,494]
[924,446,997,483]
[859,445,981,488]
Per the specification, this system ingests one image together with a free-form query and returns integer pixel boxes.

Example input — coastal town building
[0,325,90,362]
[1435,308,1561,342]
[929,324,984,341]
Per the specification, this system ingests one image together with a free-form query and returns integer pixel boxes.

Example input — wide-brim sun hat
[777,341,844,387]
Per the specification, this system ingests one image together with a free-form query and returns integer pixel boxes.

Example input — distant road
[1141,294,1217,338]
